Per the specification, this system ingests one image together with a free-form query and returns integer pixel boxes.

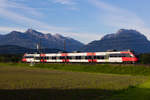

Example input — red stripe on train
[61,53,68,56]
[93,59,97,62]
[40,54,46,57]
[122,57,138,62]
[62,59,69,62]
[40,59,47,62]
[88,59,97,62]
[120,52,130,54]
[87,52,96,56]
[22,58,26,62]
[88,59,92,62]
[40,59,44,62]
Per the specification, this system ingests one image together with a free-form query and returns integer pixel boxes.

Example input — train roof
[24,50,133,55]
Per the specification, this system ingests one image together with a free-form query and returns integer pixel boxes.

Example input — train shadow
[0,87,150,100]
[0,88,116,100]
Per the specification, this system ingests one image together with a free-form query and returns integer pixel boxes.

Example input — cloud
[5,1,44,17]
[0,0,100,44]
[0,8,72,32]
[53,0,76,5]
[0,0,73,34]
[89,0,150,40]
[51,0,79,10]
[0,26,25,34]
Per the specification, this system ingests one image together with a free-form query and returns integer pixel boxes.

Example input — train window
[72,56,76,59]
[85,56,88,59]
[99,56,105,59]
[101,56,105,59]
[66,56,72,59]
[40,57,49,59]
[52,56,56,60]
[59,56,66,59]
[93,56,96,59]
[45,57,49,59]
[109,54,118,57]
[24,56,34,58]
[48,57,52,59]
[109,54,120,57]
[109,53,131,57]
[81,56,85,59]
[75,56,81,59]
[85,56,92,59]
[121,53,131,57]
[35,57,40,60]
[93,56,105,59]
[40,57,44,59]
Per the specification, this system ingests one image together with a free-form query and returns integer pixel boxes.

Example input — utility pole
[64,39,66,52]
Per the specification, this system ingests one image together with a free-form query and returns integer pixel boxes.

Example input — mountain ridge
[0,45,65,54]
[81,29,150,54]
[0,29,84,52]
[0,29,150,54]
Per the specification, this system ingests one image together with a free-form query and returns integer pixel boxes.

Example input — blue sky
[0,0,150,44]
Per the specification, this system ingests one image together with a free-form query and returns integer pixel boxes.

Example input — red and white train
[22,50,138,63]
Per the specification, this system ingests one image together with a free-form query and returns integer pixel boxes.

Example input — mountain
[0,45,66,54]
[0,45,28,54]
[0,29,84,52]
[81,29,150,54]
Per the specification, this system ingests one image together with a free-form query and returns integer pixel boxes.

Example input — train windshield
[24,56,34,58]
[109,53,131,57]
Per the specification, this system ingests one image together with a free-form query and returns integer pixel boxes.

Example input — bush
[0,54,22,63]
[139,53,150,64]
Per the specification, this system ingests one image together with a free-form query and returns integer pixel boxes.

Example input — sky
[0,0,150,44]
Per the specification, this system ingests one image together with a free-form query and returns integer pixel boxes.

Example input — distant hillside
[81,29,150,54]
[0,45,27,54]
[0,29,84,52]
[0,45,65,54]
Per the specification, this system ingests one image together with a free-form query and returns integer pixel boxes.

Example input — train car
[22,50,138,63]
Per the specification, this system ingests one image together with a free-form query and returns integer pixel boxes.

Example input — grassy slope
[0,63,150,100]
[0,66,149,100]
[110,80,150,100]
[1,63,150,75]
[34,64,150,76]
[0,66,147,90]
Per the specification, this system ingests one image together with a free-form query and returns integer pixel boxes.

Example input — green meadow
[0,63,150,100]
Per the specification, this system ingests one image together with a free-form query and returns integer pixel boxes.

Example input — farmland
[0,63,150,100]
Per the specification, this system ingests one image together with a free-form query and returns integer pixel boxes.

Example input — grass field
[1,63,150,75]
[0,63,150,100]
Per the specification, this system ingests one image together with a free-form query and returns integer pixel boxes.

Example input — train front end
[121,51,138,63]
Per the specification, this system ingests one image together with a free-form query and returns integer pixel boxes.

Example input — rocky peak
[53,33,64,39]
[7,31,23,37]
[101,29,147,40]
[26,29,34,33]
[10,31,21,34]
[25,29,43,37]
[116,29,142,36]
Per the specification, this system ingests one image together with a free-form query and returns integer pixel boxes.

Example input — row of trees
[0,54,22,63]
[138,54,150,64]
[0,54,150,64]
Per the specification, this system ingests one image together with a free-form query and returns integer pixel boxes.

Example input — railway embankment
[1,63,150,76]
